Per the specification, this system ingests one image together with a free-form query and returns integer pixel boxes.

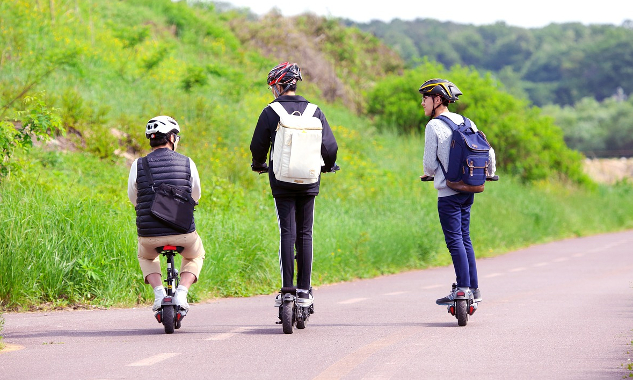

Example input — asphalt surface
[2,230,632,379]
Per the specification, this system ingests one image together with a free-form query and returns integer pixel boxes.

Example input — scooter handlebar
[420,175,499,182]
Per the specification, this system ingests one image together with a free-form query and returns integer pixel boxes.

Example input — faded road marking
[422,284,442,290]
[338,298,367,305]
[553,257,569,262]
[207,327,252,341]
[0,344,25,354]
[485,273,503,278]
[383,291,407,296]
[128,353,180,366]
[510,267,526,272]
[533,262,548,267]
[313,328,419,380]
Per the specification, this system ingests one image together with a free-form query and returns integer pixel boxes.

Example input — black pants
[274,195,315,290]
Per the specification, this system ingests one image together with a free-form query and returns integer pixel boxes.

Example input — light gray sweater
[423,111,496,198]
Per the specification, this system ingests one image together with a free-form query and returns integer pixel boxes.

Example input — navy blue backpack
[435,115,492,193]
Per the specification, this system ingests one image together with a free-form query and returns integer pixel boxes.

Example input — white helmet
[145,115,180,138]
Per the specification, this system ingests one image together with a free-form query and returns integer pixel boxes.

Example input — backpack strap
[269,101,318,118]
[434,114,459,130]
[142,156,155,191]
[268,101,288,117]
[303,103,318,117]
[433,115,462,178]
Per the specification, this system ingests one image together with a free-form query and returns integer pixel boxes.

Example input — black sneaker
[296,289,313,307]
[471,288,482,302]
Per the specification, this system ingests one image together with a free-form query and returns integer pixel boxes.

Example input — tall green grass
[1,120,632,310]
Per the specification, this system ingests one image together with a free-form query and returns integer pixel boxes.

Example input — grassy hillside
[1,0,632,310]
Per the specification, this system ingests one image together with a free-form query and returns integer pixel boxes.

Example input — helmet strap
[278,83,292,97]
[272,85,281,98]
[431,96,440,118]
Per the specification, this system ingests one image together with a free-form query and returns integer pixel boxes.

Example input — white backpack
[269,102,324,184]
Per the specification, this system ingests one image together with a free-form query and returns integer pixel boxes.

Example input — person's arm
[488,147,497,176]
[250,108,272,169]
[317,108,338,171]
[190,158,201,202]
[422,122,439,176]
[127,159,139,206]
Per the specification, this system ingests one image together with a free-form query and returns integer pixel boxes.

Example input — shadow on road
[4,328,169,339]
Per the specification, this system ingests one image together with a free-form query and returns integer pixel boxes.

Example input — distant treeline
[346,18,633,107]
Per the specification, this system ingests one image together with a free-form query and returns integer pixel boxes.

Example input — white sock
[153,286,166,300]
[176,285,188,295]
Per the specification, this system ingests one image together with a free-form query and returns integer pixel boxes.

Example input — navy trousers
[437,193,478,289]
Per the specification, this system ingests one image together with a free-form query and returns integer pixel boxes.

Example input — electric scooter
[421,175,498,326]
[153,245,187,334]
[276,287,314,334]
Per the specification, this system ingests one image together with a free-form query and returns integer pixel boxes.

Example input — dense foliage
[349,18,633,107]
[367,61,589,183]
[0,94,64,176]
[543,96,633,157]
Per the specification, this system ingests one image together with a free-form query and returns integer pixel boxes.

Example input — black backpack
[435,115,492,193]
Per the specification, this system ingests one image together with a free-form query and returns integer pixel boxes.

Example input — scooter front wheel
[281,300,294,334]
[296,308,306,329]
[163,306,175,334]
[456,299,468,326]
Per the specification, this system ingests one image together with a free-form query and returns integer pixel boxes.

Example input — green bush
[0,94,64,176]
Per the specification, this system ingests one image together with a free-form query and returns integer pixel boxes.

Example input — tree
[0,94,64,177]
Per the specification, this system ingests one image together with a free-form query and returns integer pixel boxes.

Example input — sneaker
[274,293,282,307]
[152,286,166,311]
[471,288,482,302]
[174,285,190,311]
[435,283,471,305]
[296,289,313,307]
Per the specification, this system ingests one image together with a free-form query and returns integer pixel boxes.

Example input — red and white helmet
[145,115,180,138]
[267,62,302,95]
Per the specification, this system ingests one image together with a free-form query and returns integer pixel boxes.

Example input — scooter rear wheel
[163,306,175,334]
[456,300,468,326]
[281,300,294,334]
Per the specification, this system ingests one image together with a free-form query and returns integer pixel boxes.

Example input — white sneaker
[175,285,190,311]
[153,286,166,311]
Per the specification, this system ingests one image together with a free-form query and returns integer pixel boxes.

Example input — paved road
[2,231,632,379]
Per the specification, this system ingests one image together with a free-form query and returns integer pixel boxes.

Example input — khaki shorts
[137,231,205,283]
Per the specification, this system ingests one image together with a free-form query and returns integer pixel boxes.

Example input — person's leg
[170,230,206,310]
[275,197,297,288]
[460,194,478,290]
[137,236,165,310]
[137,236,162,284]
[295,195,315,291]
[438,194,470,288]
[177,230,206,288]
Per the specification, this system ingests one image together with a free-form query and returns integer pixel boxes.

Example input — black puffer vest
[136,148,196,237]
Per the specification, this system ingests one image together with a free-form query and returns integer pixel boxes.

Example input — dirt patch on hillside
[583,158,633,184]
